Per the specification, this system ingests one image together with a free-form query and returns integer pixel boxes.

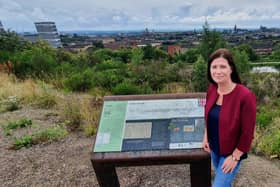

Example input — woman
[202,48,256,187]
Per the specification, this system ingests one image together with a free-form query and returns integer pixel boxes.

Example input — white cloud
[0,0,280,31]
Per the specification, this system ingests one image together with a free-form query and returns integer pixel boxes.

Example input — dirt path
[0,108,279,187]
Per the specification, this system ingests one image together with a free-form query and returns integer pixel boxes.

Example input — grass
[61,95,101,136]
[252,98,280,158]
[3,118,32,136]
[12,125,68,149]
[0,96,21,113]
[0,73,57,109]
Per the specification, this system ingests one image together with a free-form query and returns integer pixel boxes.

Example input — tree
[231,49,251,81]
[270,43,280,61]
[184,48,200,64]
[199,21,227,61]
[13,44,58,78]
[131,47,144,64]
[0,31,30,73]
[235,44,258,62]
[192,55,208,92]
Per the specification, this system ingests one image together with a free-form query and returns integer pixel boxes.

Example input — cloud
[0,0,280,31]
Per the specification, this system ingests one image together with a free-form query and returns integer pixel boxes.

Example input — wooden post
[190,157,211,187]
[92,161,120,187]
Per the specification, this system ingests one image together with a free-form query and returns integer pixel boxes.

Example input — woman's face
[210,57,232,85]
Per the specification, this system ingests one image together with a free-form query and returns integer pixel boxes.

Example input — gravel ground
[0,108,280,187]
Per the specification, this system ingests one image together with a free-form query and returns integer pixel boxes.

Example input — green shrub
[14,135,33,149]
[112,82,142,95]
[64,69,94,92]
[256,113,273,129]
[192,55,208,92]
[258,128,280,156]
[12,126,67,149]
[94,69,125,90]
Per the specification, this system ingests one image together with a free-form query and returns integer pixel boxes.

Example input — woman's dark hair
[207,48,241,85]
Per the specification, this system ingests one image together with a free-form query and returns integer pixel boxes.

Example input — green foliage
[234,44,258,61]
[192,55,208,92]
[247,73,280,101]
[14,45,58,78]
[13,135,33,149]
[3,118,32,136]
[130,61,169,91]
[95,60,126,71]
[0,31,30,63]
[64,69,94,92]
[8,118,32,129]
[257,118,280,157]
[231,49,251,80]
[112,82,142,95]
[82,124,97,137]
[256,113,274,129]
[184,48,200,64]
[33,126,68,143]
[13,126,67,149]
[92,48,114,63]
[199,22,227,61]
[269,43,280,61]
[56,49,76,64]
[131,47,144,64]
[94,69,126,90]
[113,49,132,63]
[142,45,168,60]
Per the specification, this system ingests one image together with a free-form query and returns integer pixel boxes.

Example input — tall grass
[60,95,102,136]
[0,73,57,108]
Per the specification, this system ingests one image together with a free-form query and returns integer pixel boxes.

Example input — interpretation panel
[94,98,206,152]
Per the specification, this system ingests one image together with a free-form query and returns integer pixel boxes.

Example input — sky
[1,0,280,32]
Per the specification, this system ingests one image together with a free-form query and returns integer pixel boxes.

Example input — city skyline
[1,0,280,32]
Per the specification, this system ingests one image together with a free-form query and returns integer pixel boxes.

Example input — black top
[207,104,221,154]
[208,103,248,160]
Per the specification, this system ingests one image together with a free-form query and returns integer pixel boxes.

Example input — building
[0,21,5,32]
[34,21,62,48]
[168,45,182,56]
[23,33,39,43]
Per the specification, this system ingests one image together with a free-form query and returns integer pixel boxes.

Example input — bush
[64,69,94,92]
[247,73,280,101]
[112,82,142,95]
[256,118,280,157]
[192,55,208,92]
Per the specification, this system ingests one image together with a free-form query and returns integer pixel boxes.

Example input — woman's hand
[202,131,210,153]
[221,155,239,173]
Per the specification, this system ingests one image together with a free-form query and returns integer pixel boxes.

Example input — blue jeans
[211,151,241,187]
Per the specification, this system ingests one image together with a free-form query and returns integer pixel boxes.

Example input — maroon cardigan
[205,84,256,155]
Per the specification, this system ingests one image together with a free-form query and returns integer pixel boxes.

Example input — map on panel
[93,98,206,152]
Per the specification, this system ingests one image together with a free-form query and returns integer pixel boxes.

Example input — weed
[3,118,32,136]
[12,125,67,149]
[13,135,33,149]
